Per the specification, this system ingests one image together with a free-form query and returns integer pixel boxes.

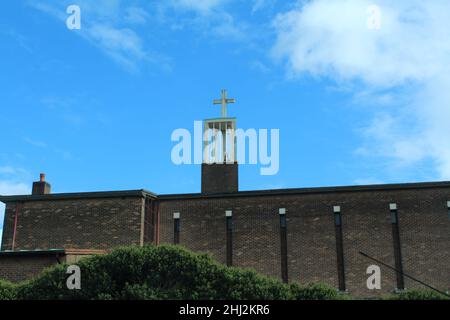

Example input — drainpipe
[155,201,161,246]
[11,203,22,251]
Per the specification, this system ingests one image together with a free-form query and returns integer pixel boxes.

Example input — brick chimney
[32,173,51,195]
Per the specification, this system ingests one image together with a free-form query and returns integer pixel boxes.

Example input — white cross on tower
[213,89,235,118]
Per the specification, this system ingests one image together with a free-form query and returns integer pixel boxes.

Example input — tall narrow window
[334,209,342,226]
[226,210,233,266]
[389,203,405,290]
[173,212,180,245]
[390,203,398,223]
[279,208,288,283]
[333,205,346,292]
[447,201,450,221]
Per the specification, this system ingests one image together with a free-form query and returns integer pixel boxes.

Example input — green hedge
[1,245,447,300]
[0,280,16,300]
[10,245,341,300]
[385,289,449,300]
[289,282,345,300]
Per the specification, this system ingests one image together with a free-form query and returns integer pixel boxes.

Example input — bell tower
[201,89,238,194]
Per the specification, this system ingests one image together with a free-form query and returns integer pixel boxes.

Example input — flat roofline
[0,248,108,257]
[158,180,450,200]
[1,181,450,203]
[0,189,157,203]
[0,249,65,257]
[204,117,236,122]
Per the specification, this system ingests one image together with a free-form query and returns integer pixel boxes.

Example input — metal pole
[359,251,449,297]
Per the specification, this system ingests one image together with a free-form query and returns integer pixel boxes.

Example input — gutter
[158,180,450,200]
[1,181,450,203]
[0,189,157,203]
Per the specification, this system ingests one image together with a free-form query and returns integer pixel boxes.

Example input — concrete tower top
[201,90,238,194]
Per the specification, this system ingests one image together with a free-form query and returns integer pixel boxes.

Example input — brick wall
[338,191,398,297]
[159,197,283,277]
[201,163,238,194]
[0,255,60,282]
[397,190,450,293]
[1,185,448,297]
[284,194,338,289]
[1,197,144,251]
[0,252,105,282]
[159,186,450,297]
[159,199,227,264]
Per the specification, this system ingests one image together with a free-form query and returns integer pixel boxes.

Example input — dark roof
[158,181,450,200]
[0,249,109,257]
[1,181,450,203]
[0,249,108,257]
[0,249,65,257]
[0,189,156,203]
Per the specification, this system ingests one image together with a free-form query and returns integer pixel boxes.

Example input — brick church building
[1,92,449,298]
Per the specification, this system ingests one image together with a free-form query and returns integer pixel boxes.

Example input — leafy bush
[289,283,345,300]
[384,288,449,300]
[0,280,16,300]
[10,245,340,300]
[3,245,449,300]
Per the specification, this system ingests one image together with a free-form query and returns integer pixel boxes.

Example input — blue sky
[1,0,450,241]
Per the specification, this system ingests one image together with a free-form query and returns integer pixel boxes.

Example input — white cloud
[272,0,450,179]
[124,7,150,25]
[0,167,17,175]
[0,181,30,197]
[87,24,148,71]
[353,178,384,186]
[29,1,167,72]
[360,113,427,165]
[24,137,47,148]
[172,0,226,14]
[0,28,33,53]
[72,0,121,20]
[163,0,253,43]
[209,12,247,40]
[272,0,450,87]
[251,0,274,14]
[250,60,270,74]
[28,1,66,20]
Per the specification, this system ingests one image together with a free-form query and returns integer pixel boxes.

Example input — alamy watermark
[66,265,81,290]
[171,121,280,176]
[366,264,381,290]
[66,4,81,30]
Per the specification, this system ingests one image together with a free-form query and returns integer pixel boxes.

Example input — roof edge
[0,248,108,257]
[2,181,450,203]
[0,249,65,257]
[0,189,157,203]
[158,180,450,200]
